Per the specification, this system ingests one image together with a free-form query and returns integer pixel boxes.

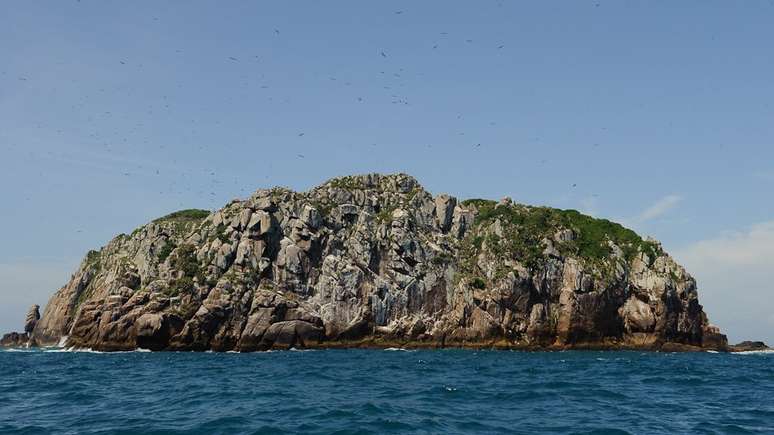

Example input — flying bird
[380,51,387,58]
[228,57,238,61]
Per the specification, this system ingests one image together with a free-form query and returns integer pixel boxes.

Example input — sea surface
[1,348,773,434]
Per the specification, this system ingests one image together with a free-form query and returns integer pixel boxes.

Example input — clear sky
[1,1,773,344]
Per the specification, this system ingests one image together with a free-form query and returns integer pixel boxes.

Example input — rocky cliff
[5,173,727,351]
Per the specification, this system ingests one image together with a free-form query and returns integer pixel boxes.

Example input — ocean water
[1,348,773,434]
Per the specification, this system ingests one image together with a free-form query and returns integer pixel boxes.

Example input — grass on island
[153,209,210,223]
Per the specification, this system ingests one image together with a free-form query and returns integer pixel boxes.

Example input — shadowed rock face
[24,305,40,334]
[13,173,726,351]
[1,305,40,348]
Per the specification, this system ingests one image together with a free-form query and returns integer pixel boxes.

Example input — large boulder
[259,320,324,349]
[619,296,656,333]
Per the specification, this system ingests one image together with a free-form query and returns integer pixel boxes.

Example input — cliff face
[20,174,726,351]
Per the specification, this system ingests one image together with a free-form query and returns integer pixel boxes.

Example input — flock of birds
[3,5,625,221]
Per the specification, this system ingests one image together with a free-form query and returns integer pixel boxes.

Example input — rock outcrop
[25,305,40,334]
[729,341,771,352]
[0,332,29,348]
[0,304,40,348]
[4,174,728,351]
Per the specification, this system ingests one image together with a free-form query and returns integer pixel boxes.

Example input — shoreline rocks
[729,341,771,352]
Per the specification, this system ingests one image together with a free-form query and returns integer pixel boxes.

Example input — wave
[384,347,413,352]
[45,347,104,353]
[733,349,774,355]
[43,347,153,354]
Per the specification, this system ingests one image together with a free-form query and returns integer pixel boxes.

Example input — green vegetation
[85,249,101,265]
[152,209,210,237]
[157,242,176,263]
[153,209,210,223]
[165,244,205,296]
[470,277,486,290]
[669,269,680,283]
[455,200,664,290]
[216,224,231,244]
[461,198,496,209]
[639,240,661,265]
[328,176,366,190]
[431,251,453,265]
[75,285,95,309]
[75,250,103,308]
[406,186,422,201]
[309,200,334,218]
[470,202,659,262]
[375,204,398,223]
[172,244,201,278]
[166,276,194,296]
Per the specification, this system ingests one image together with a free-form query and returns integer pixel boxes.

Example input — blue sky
[1,1,773,343]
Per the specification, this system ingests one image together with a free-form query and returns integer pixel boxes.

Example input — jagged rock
[301,205,322,229]
[14,173,727,352]
[451,205,475,239]
[24,305,40,334]
[434,194,457,232]
[235,239,265,269]
[1,332,29,347]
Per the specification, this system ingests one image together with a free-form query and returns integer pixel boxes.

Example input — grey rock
[434,194,457,232]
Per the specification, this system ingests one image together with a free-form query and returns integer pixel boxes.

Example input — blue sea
[1,348,773,434]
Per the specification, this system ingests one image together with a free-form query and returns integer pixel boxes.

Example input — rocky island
[3,173,732,352]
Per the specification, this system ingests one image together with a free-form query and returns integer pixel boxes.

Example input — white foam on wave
[706,350,719,354]
[44,346,75,353]
[43,346,155,354]
[734,349,774,355]
[289,347,315,352]
[384,347,413,352]
[53,347,105,353]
